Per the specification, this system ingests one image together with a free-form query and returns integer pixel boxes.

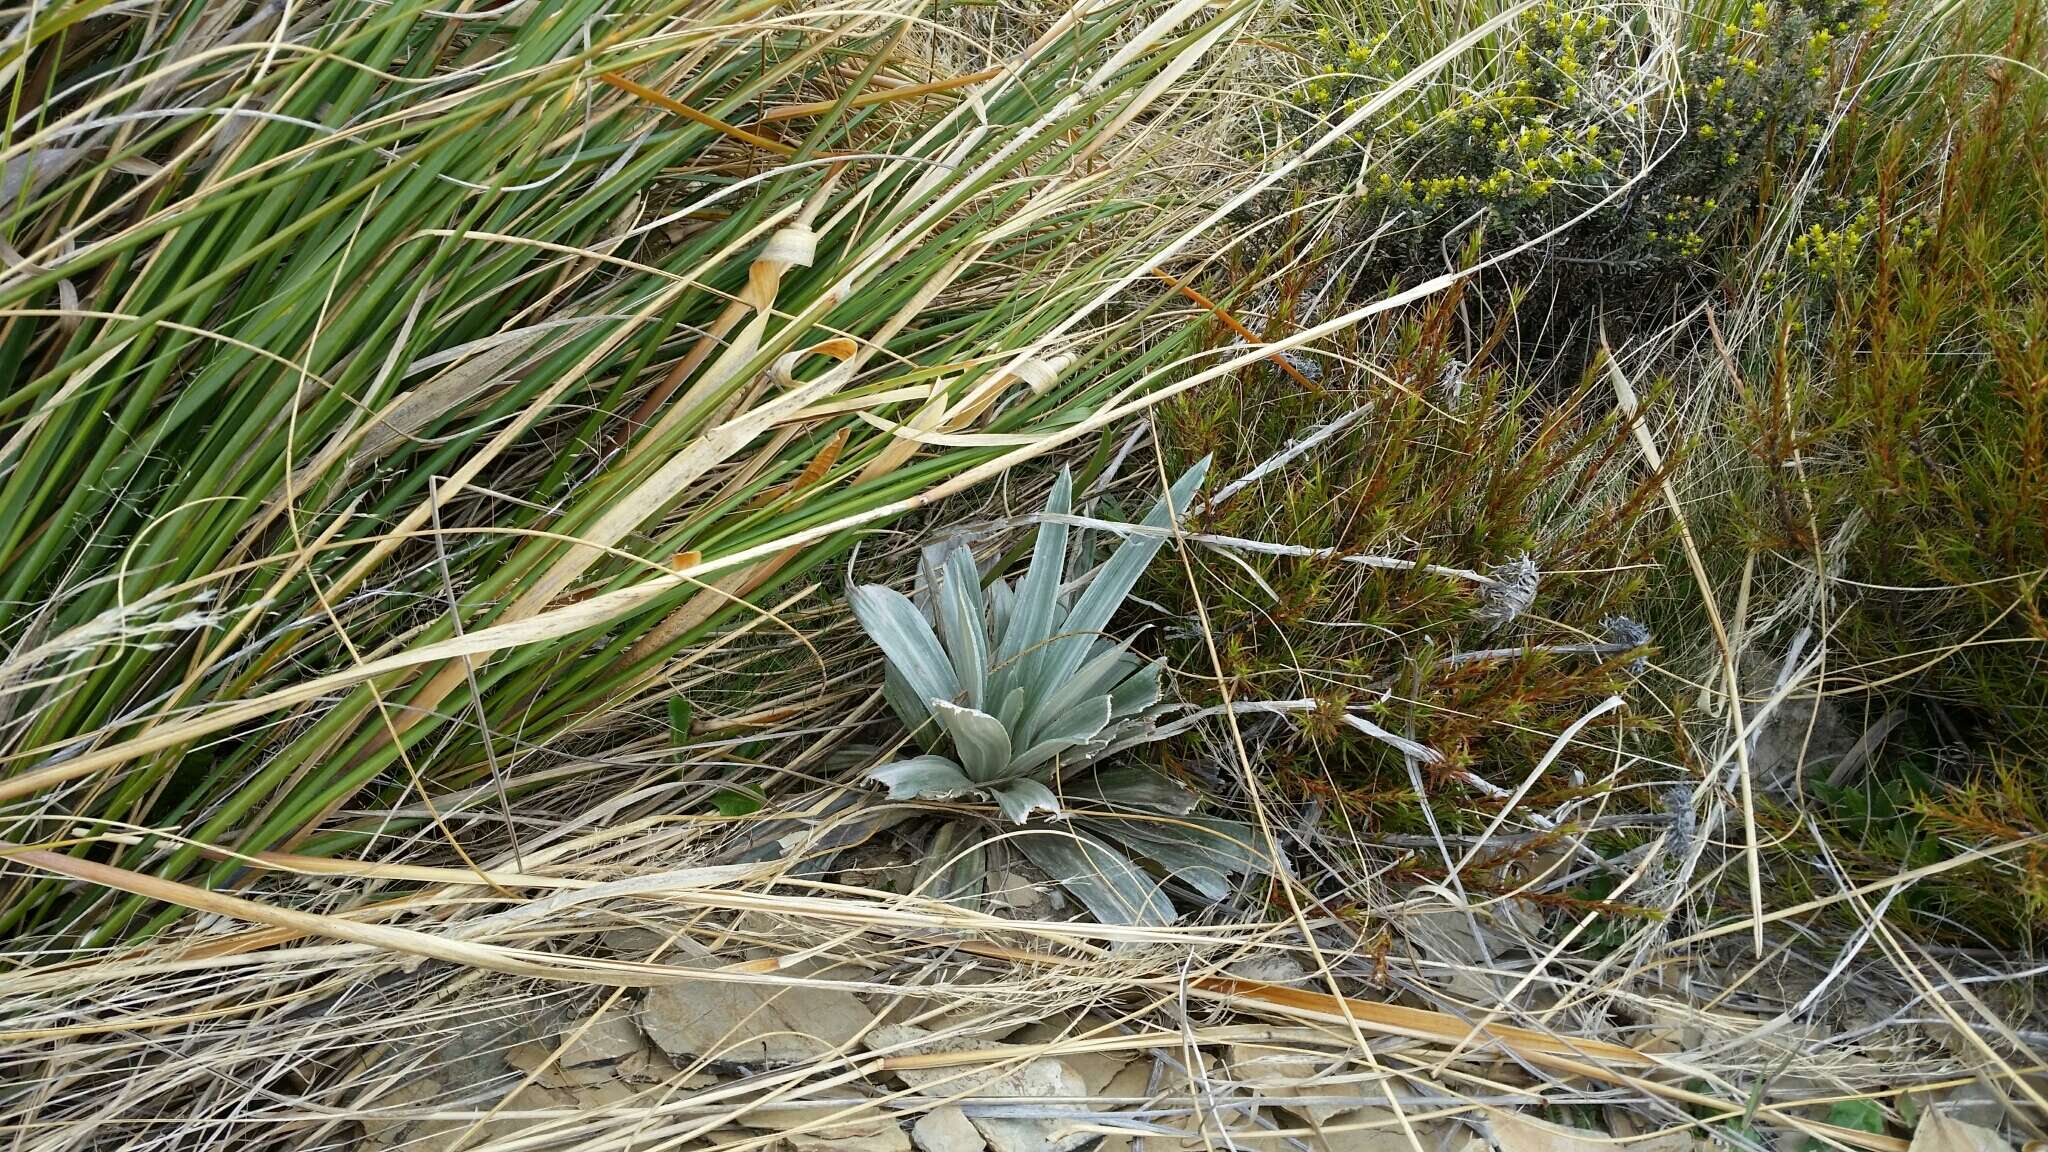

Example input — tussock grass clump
[0,0,1241,948]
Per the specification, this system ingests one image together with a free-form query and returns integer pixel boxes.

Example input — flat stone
[360,1077,444,1147]
[1488,1110,1693,1152]
[731,1093,895,1138]
[562,1079,640,1109]
[602,926,680,958]
[967,1058,1095,1152]
[1305,1118,1434,1152]
[1097,1057,1154,1104]
[985,871,1051,915]
[1007,1016,1129,1096]
[1096,1097,1262,1152]
[466,1084,579,1147]
[617,1044,717,1086]
[787,1126,912,1152]
[1909,1112,2014,1152]
[560,1006,649,1067]
[1228,1043,1383,1125]
[865,1024,1094,1152]
[915,1107,988,1152]
[640,966,872,1067]
[1937,1083,2010,1131]
[868,971,1036,1040]
[867,1023,1021,1095]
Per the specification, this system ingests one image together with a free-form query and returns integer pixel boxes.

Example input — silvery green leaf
[866,756,978,800]
[1086,821,1233,901]
[1010,695,1112,776]
[1115,815,1265,879]
[883,665,935,742]
[991,469,1071,700]
[991,778,1063,823]
[915,822,987,907]
[935,547,989,709]
[1020,637,1138,747]
[1013,828,1175,926]
[851,584,960,712]
[1032,459,1208,698]
[988,577,1015,643]
[1092,722,1163,760]
[1074,765,1197,814]
[994,684,1028,735]
[1107,658,1163,720]
[930,699,1013,784]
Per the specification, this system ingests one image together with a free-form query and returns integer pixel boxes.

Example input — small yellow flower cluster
[1345,31,1391,67]
[1277,0,1867,284]
[1791,197,1931,277]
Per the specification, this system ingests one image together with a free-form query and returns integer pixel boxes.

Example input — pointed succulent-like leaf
[915,821,988,907]
[1020,637,1139,746]
[988,576,1015,645]
[992,778,1063,823]
[1032,459,1209,697]
[1107,659,1163,720]
[1094,827,1230,900]
[1010,694,1112,776]
[1013,828,1175,926]
[931,699,1013,784]
[991,469,1071,700]
[866,756,978,800]
[1115,814,1264,874]
[994,684,1028,735]
[935,547,989,710]
[882,665,935,742]
[1073,765,1197,814]
[851,584,960,714]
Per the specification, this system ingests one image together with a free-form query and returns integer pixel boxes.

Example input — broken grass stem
[1016,512,1493,587]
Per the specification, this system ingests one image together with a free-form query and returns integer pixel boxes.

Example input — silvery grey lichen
[1601,615,1653,673]
[849,461,1264,926]
[1476,552,1541,628]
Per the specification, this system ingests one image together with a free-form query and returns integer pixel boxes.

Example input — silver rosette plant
[848,462,1263,925]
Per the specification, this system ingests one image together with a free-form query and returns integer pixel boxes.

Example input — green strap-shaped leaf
[866,756,978,800]
[1018,636,1139,748]
[1032,459,1209,698]
[988,577,1015,645]
[852,584,960,716]
[914,822,988,908]
[931,699,1014,784]
[1086,820,1234,901]
[1072,765,1197,814]
[883,665,935,742]
[1012,827,1175,926]
[994,685,1029,735]
[935,547,989,710]
[1009,695,1112,776]
[1108,659,1164,720]
[991,778,1063,823]
[990,469,1071,702]
[1102,814,1267,901]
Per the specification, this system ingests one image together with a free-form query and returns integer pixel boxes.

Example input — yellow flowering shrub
[1271,0,1868,309]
